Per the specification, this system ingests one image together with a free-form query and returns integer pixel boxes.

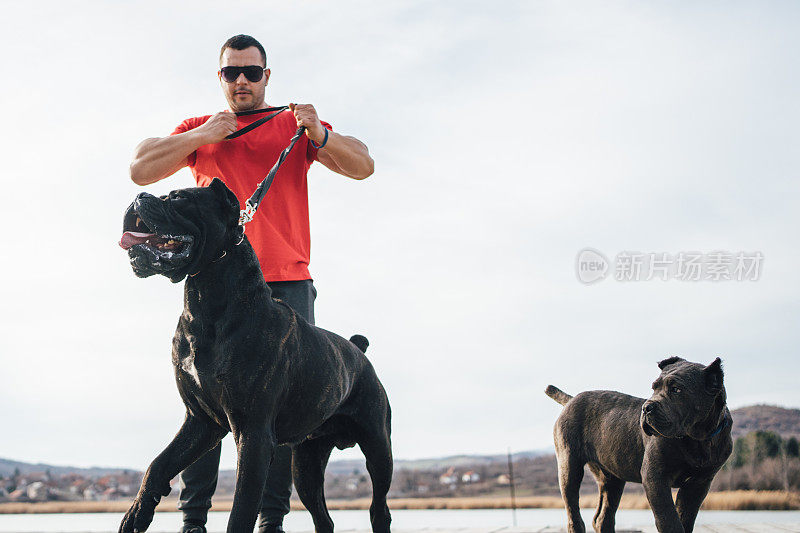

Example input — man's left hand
[289,103,326,146]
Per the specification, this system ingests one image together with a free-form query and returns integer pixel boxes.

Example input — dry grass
[701,490,800,511]
[1,491,799,514]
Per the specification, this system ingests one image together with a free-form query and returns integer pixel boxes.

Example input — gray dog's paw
[118,496,157,533]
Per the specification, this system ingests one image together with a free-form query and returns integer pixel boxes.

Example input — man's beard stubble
[228,87,265,112]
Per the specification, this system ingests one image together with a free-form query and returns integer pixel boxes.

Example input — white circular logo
[576,248,609,284]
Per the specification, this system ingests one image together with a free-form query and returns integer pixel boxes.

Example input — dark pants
[178,279,317,527]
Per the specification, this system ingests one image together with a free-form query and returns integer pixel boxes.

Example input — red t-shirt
[172,110,331,282]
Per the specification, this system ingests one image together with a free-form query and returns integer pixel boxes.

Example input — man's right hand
[130,111,238,186]
[195,111,238,144]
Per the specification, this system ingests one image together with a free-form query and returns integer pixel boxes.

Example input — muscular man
[129,34,374,533]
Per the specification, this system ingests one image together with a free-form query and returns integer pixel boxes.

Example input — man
[129,34,374,533]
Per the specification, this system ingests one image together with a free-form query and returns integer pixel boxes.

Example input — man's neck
[231,101,269,113]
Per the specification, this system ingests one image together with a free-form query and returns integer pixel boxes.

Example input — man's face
[219,46,269,112]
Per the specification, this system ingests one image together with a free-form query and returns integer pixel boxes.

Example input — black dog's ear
[658,356,684,370]
[209,178,241,213]
[704,357,724,391]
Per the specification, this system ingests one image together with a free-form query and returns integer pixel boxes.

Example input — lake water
[1,509,800,532]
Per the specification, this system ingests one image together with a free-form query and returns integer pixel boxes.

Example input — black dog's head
[641,356,726,440]
[120,178,241,283]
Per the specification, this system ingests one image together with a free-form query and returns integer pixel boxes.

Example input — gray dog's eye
[670,386,681,394]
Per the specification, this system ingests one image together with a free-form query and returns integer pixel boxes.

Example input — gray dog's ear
[704,357,724,391]
[658,356,684,370]
[209,178,241,213]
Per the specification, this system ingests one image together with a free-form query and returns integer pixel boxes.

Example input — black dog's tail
[545,385,573,406]
[350,334,369,352]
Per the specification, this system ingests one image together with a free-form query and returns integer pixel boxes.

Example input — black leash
[226,106,288,140]
[223,106,306,226]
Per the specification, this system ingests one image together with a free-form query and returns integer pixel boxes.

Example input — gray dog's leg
[675,481,711,533]
[587,464,625,533]
[556,451,586,533]
[292,436,337,533]
[643,472,684,533]
[119,414,227,533]
[227,431,275,533]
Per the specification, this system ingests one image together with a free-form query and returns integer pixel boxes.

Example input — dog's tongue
[120,231,154,250]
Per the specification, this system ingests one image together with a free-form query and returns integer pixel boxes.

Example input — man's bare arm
[290,103,375,180]
[315,132,374,179]
[129,112,238,186]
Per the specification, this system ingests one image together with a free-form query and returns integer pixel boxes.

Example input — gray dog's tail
[545,385,573,406]
[350,335,369,352]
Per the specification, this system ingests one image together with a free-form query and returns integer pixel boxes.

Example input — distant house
[439,467,458,486]
[26,481,49,501]
[461,470,480,483]
[7,488,27,502]
[101,487,120,500]
[495,474,511,486]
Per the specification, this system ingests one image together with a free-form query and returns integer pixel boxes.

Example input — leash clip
[239,200,257,226]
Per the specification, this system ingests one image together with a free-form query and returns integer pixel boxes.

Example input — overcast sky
[0,1,798,472]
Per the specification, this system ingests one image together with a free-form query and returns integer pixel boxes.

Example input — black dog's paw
[118,495,157,533]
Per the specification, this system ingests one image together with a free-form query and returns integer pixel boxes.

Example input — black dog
[545,357,732,533]
[118,179,393,533]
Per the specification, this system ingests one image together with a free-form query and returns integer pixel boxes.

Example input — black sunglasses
[220,65,266,83]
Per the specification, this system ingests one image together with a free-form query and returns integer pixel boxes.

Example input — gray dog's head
[119,178,241,283]
[641,357,726,440]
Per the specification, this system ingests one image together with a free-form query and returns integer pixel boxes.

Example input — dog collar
[188,232,243,277]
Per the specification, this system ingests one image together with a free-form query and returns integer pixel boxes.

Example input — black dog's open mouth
[120,229,189,253]
[120,212,192,254]
[120,201,194,277]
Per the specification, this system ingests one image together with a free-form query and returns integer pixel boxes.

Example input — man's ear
[209,178,240,214]
[704,357,724,391]
[658,356,684,370]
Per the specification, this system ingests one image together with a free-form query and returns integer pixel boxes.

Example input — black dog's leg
[359,432,393,533]
[643,472,684,533]
[588,465,625,533]
[119,413,227,533]
[292,436,336,533]
[227,431,274,533]
[675,480,711,533]
[557,451,586,533]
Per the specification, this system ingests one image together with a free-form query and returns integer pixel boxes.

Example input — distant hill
[3,405,798,479]
[0,450,552,480]
[0,458,129,478]
[730,404,800,439]
[317,450,551,476]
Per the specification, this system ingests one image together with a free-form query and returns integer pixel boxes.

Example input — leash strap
[217,106,307,226]
[226,106,288,140]
[239,125,306,225]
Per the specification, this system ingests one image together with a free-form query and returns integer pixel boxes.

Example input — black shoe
[180,524,207,533]
[258,525,285,533]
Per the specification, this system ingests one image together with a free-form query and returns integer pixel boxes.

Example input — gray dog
[545,357,732,533]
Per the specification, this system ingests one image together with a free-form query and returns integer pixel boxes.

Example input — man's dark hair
[220,34,267,67]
